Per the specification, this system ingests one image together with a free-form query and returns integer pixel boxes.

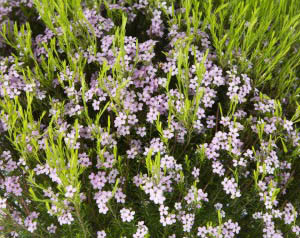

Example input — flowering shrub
[0,0,300,237]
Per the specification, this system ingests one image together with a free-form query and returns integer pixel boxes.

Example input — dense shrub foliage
[0,0,300,237]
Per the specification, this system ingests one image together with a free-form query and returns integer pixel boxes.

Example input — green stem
[75,204,89,238]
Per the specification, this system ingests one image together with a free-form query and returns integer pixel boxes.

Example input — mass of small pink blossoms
[0,0,299,237]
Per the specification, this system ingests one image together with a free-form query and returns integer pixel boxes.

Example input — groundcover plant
[1,0,300,237]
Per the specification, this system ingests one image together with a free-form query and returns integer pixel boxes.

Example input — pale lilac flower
[120,208,135,222]
[127,146,138,159]
[47,224,57,234]
[292,225,300,235]
[4,176,22,196]
[89,171,107,190]
[163,129,174,139]
[149,186,166,205]
[78,152,92,167]
[58,211,74,225]
[133,221,148,238]
[133,174,144,187]
[212,160,225,176]
[160,213,176,226]
[222,177,241,199]
[65,185,76,198]
[181,213,195,232]
[283,119,293,132]
[214,203,223,210]
[136,126,147,137]
[115,188,126,204]
[0,198,7,209]
[97,230,106,238]
[94,191,113,214]
[160,155,175,170]
[24,212,39,233]
[192,167,200,178]
[283,203,297,225]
